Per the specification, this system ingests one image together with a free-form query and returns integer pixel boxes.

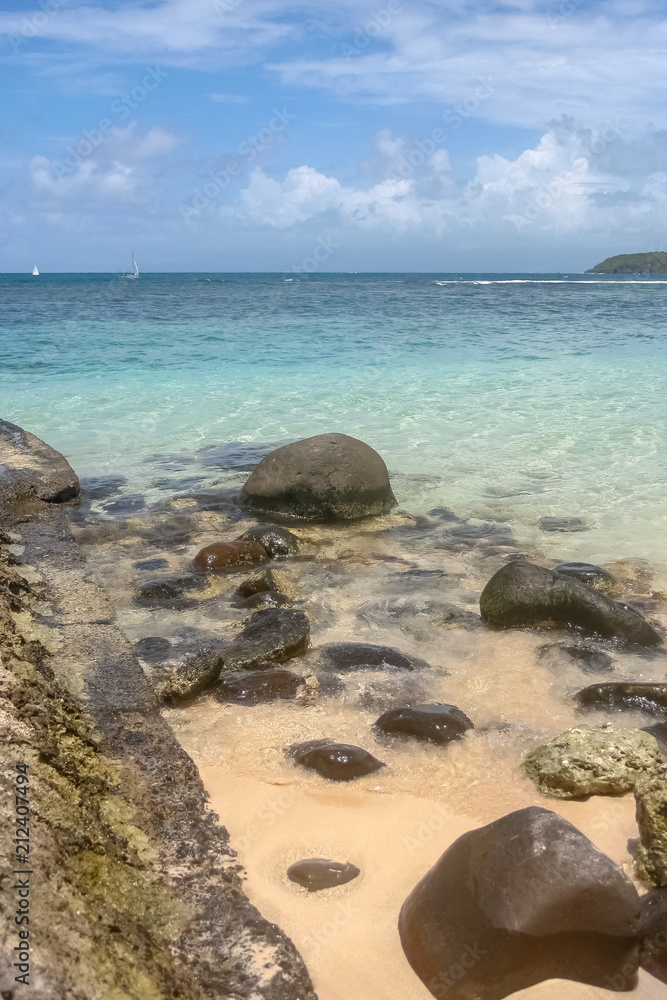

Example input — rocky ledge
[0,423,315,999]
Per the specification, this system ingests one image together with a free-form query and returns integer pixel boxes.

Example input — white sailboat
[122,251,139,279]
[32,265,39,276]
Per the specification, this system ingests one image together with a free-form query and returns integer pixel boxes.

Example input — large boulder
[241,433,396,521]
[223,607,310,670]
[635,769,667,886]
[0,418,79,504]
[576,682,667,715]
[523,726,662,799]
[480,561,662,646]
[399,807,641,1000]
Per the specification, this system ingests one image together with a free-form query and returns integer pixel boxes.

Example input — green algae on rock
[523,726,663,800]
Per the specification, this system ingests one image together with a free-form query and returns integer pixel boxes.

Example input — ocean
[2,271,667,563]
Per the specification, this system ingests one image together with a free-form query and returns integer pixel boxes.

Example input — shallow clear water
[2,271,667,560]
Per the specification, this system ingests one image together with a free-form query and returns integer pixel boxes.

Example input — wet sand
[74,481,667,999]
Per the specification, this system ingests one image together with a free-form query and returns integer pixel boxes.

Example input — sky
[0,0,666,272]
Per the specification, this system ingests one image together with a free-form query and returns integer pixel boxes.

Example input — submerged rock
[640,890,667,983]
[241,525,301,557]
[143,645,224,703]
[241,433,396,521]
[318,642,422,672]
[576,683,667,715]
[287,739,385,781]
[193,539,269,573]
[537,641,614,674]
[214,669,304,703]
[0,417,80,503]
[523,726,662,799]
[480,561,662,646]
[236,567,296,603]
[399,806,641,1000]
[287,858,360,892]
[374,704,474,744]
[241,590,291,609]
[635,768,667,886]
[224,608,310,670]
[137,575,202,602]
[554,561,621,596]
[539,516,590,532]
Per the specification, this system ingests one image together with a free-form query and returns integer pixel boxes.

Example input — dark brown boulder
[241,433,396,521]
[576,682,667,715]
[0,417,79,504]
[399,806,641,1000]
[287,858,360,891]
[214,669,304,703]
[241,525,301,557]
[287,739,385,781]
[224,608,310,670]
[480,561,662,646]
[318,642,423,672]
[374,704,473,744]
[193,539,269,573]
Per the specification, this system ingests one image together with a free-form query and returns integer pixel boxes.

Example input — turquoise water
[2,272,667,561]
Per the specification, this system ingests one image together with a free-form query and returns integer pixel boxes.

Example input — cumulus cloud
[222,117,667,237]
[29,123,181,203]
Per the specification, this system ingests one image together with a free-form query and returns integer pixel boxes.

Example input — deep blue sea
[2,272,666,562]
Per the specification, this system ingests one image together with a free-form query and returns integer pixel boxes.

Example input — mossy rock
[523,726,663,799]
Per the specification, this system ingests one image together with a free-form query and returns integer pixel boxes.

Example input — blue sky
[0,0,666,271]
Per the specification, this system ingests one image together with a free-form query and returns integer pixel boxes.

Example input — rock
[287,739,385,781]
[0,417,80,504]
[576,683,667,715]
[374,704,474,744]
[133,636,173,663]
[135,557,169,571]
[480,561,662,646]
[635,768,667,886]
[539,516,590,532]
[145,646,224,703]
[193,539,269,573]
[241,525,301,557]
[236,567,296,600]
[102,493,145,515]
[640,890,667,983]
[138,576,200,601]
[80,474,127,500]
[287,859,360,892]
[241,433,396,521]
[537,641,614,674]
[554,561,621,596]
[523,726,662,799]
[318,642,423,672]
[224,608,310,670]
[399,806,641,1000]
[214,669,304,703]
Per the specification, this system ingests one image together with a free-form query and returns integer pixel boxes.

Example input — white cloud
[222,118,667,238]
[29,123,181,203]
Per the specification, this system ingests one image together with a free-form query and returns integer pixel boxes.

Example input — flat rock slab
[399,806,641,1000]
[0,417,79,503]
[480,560,662,646]
[224,608,310,670]
[287,858,360,891]
[317,642,424,672]
[241,433,396,521]
[374,704,474,744]
[577,683,667,715]
[287,739,385,781]
[523,725,662,799]
[214,669,304,703]
[538,641,614,674]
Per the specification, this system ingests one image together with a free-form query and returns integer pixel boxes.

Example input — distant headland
[586,251,667,274]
